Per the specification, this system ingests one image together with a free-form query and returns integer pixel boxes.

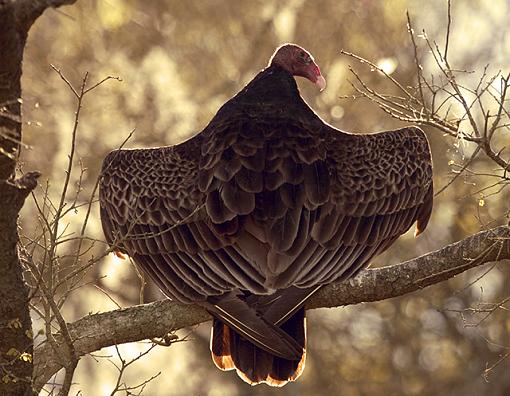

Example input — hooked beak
[315,74,326,91]
[308,64,326,91]
[297,63,327,91]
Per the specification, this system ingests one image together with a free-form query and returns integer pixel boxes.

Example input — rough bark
[0,1,76,395]
[32,225,510,391]
[0,173,40,396]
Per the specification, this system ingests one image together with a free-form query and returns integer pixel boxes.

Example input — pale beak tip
[315,75,326,91]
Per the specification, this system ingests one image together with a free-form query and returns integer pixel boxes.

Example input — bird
[99,43,433,387]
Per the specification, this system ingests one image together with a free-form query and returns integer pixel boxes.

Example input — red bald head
[269,43,326,91]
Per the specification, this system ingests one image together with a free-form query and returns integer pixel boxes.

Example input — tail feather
[207,291,302,360]
[211,320,235,370]
[210,308,307,386]
[267,309,306,382]
[230,329,274,384]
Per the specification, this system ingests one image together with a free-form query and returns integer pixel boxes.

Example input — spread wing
[240,123,433,295]
[305,125,433,284]
[99,120,433,358]
[99,135,228,304]
[99,122,433,298]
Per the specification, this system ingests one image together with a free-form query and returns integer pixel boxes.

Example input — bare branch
[344,6,510,201]
[21,69,125,394]
[435,145,482,196]
[443,0,452,62]
[406,11,425,107]
[83,75,122,95]
[33,225,510,391]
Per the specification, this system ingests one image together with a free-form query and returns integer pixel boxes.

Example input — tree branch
[14,0,78,31]
[33,225,510,391]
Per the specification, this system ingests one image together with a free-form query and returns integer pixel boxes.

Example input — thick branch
[33,225,510,390]
[15,0,78,31]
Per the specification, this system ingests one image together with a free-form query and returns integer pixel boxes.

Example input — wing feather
[100,120,432,305]
[299,126,433,285]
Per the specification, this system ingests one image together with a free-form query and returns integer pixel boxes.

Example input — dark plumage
[99,43,433,386]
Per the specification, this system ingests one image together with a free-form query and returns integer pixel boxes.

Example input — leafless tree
[0,1,509,395]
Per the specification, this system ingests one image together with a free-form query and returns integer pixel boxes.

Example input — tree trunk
[0,5,35,395]
[0,1,76,395]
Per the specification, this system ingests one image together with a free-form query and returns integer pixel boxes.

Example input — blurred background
[19,0,510,395]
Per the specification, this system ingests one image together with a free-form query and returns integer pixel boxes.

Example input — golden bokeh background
[18,1,510,395]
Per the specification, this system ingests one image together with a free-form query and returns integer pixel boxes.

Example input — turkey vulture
[99,43,433,386]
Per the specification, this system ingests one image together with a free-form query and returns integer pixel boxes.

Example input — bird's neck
[235,65,300,104]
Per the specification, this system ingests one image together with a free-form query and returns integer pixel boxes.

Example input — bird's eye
[298,51,312,65]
